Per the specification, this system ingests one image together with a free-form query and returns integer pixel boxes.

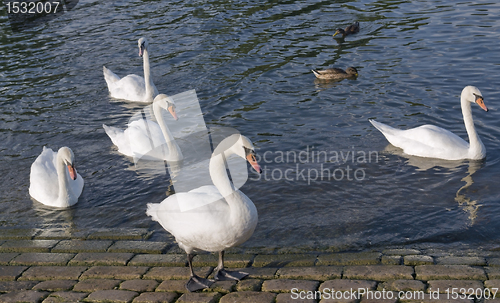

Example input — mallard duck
[333,22,360,37]
[312,67,358,80]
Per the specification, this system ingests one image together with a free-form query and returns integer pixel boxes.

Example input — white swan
[103,94,183,162]
[370,86,488,160]
[29,146,84,208]
[146,134,262,292]
[103,37,159,103]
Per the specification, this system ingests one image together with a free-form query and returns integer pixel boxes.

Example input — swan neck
[143,49,155,102]
[153,103,181,161]
[461,96,484,157]
[56,153,71,207]
[209,151,241,202]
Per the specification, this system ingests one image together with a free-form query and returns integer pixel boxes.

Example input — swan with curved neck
[29,146,84,208]
[370,86,488,160]
[103,94,183,162]
[103,37,159,103]
[146,134,262,291]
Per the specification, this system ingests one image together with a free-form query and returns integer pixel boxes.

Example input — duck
[312,67,358,80]
[29,146,84,208]
[103,94,183,162]
[146,134,262,292]
[333,21,360,37]
[370,86,488,160]
[103,37,159,103]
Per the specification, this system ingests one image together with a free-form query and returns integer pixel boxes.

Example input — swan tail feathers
[103,66,121,87]
[369,119,398,137]
[311,70,320,78]
[146,203,161,222]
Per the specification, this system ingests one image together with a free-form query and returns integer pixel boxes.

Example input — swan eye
[473,93,483,102]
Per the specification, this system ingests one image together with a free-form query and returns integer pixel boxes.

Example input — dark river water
[2,0,500,252]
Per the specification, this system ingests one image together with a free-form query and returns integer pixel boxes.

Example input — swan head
[138,37,149,57]
[58,147,77,180]
[463,86,488,112]
[153,94,178,120]
[216,134,262,174]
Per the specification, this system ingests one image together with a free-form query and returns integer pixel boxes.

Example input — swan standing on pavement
[29,146,84,208]
[103,94,183,162]
[103,37,159,103]
[370,86,488,160]
[146,134,262,292]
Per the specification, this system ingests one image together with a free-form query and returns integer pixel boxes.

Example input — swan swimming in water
[146,134,262,291]
[103,94,183,162]
[103,37,159,103]
[29,146,84,208]
[370,86,488,160]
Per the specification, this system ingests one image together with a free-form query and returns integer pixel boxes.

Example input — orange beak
[67,165,77,180]
[168,106,178,120]
[477,98,488,112]
[246,154,262,174]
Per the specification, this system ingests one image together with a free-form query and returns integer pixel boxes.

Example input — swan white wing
[370,120,469,160]
[29,147,58,203]
[69,171,84,202]
[103,124,133,157]
[126,120,168,160]
[107,74,147,102]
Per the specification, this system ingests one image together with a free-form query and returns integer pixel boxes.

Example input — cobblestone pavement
[0,228,499,302]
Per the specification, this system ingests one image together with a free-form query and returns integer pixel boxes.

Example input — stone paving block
[42,291,88,302]
[378,279,426,292]
[32,280,77,291]
[427,280,483,293]
[319,279,377,292]
[0,290,49,303]
[107,241,168,254]
[276,292,318,303]
[0,281,39,292]
[485,279,500,294]
[192,254,253,268]
[120,279,159,292]
[80,266,149,280]
[132,292,177,303]
[209,267,277,280]
[398,293,472,303]
[489,258,500,267]
[381,255,401,265]
[19,266,87,281]
[236,279,263,291]
[69,253,134,266]
[404,255,434,266]
[0,229,39,240]
[277,266,342,280]
[0,253,19,265]
[143,267,212,280]
[317,252,381,266]
[209,280,237,293]
[319,298,357,303]
[383,249,421,256]
[0,240,59,253]
[219,291,275,303]
[155,280,188,293]
[0,266,27,281]
[486,267,500,279]
[10,253,75,266]
[262,279,319,293]
[86,289,138,303]
[360,292,399,303]
[73,279,122,292]
[343,265,414,281]
[51,240,112,253]
[177,292,221,303]
[253,254,317,267]
[34,228,89,240]
[87,228,153,240]
[436,256,486,266]
[127,254,186,267]
[415,265,486,280]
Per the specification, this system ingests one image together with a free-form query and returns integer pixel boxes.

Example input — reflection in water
[31,200,77,236]
[455,160,483,226]
[382,144,484,225]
